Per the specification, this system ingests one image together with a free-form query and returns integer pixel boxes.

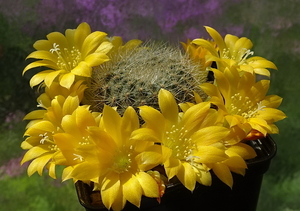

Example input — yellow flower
[58,105,159,211]
[137,89,231,191]
[200,66,286,138]
[21,95,81,178]
[37,80,87,108]
[23,80,87,121]
[105,36,143,56]
[181,38,214,71]
[23,22,112,89]
[205,140,257,188]
[53,105,101,174]
[192,26,277,76]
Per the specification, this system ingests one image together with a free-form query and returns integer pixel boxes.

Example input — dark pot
[75,135,276,211]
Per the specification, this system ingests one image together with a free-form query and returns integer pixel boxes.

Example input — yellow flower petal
[84,53,109,67]
[88,127,117,152]
[53,133,75,151]
[71,61,92,77]
[33,39,52,50]
[212,68,231,99]
[74,22,91,50]
[193,164,212,186]
[176,162,196,191]
[251,80,269,101]
[248,56,277,70]
[194,146,227,164]
[122,173,142,207]
[48,162,56,179]
[204,26,226,53]
[223,156,247,169]
[62,95,80,116]
[59,72,75,89]
[139,105,165,136]
[47,32,68,49]
[23,110,46,120]
[81,31,107,57]
[76,107,97,129]
[164,157,181,179]
[21,140,35,150]
[70,162,100,180]
[27,153,52,176]
[234,37,253,53]
[199,83,222,99]
[23,60,57,75]
[29,70,53,87]
[101,172,121,209]
[44,70,62,87]
[262,95,283,108]
[96,41,113,54]
[26,50,57,62]
[136,172,159,198]
[130,128,160,144]
[158,89,178,124]
[61,166,73,182]
[25,120,56,134]
[225,115,241,127]
[213,163,233,188]
[121,107,140,139]
[191,38,219,57]
[192,126,230,146]
[181,102,211,130]
[253,68,271,77]
[21,145,51,164]
[136,145,164,171]
[102,105,122,145]
[257,108,287,122]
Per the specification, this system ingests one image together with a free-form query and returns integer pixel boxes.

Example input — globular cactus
[86,41,209,114]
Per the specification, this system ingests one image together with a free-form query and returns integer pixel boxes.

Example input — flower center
[111,146,133,173]
[228,93,265,118]
[50,43,82,71]
[222,48,254,65]
[39,131,56,144]
[165,125,195,160]
[79,136,91,145]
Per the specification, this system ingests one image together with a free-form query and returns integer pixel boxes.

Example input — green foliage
[258,171,300,211]
[0,120,26,165]
[0,14,37,123]
[0,171,82,211]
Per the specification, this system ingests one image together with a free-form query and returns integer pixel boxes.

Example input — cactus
[86,41,209,114]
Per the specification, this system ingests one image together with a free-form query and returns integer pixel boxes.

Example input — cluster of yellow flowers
[21,23,286,211]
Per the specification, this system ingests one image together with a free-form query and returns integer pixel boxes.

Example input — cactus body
[86,42,208,113]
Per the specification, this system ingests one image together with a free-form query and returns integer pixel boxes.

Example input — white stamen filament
[73,153,84,161]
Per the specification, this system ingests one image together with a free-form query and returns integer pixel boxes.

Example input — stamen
[50,43,60,54]
[49,43,81,71]
[37,100,46,109]
[246,101,266,118]
[186,154,200,165]
[73,153,84,161]
[238,48,254,65]
[39,132,49,144]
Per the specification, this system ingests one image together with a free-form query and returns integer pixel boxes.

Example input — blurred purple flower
[4,110,25,129]
[99,4,124,28]
[0,0,248,45]
[76,0,96,10]
[0,156,28,179]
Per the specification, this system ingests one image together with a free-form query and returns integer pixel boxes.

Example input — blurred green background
[0,0,299,210]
